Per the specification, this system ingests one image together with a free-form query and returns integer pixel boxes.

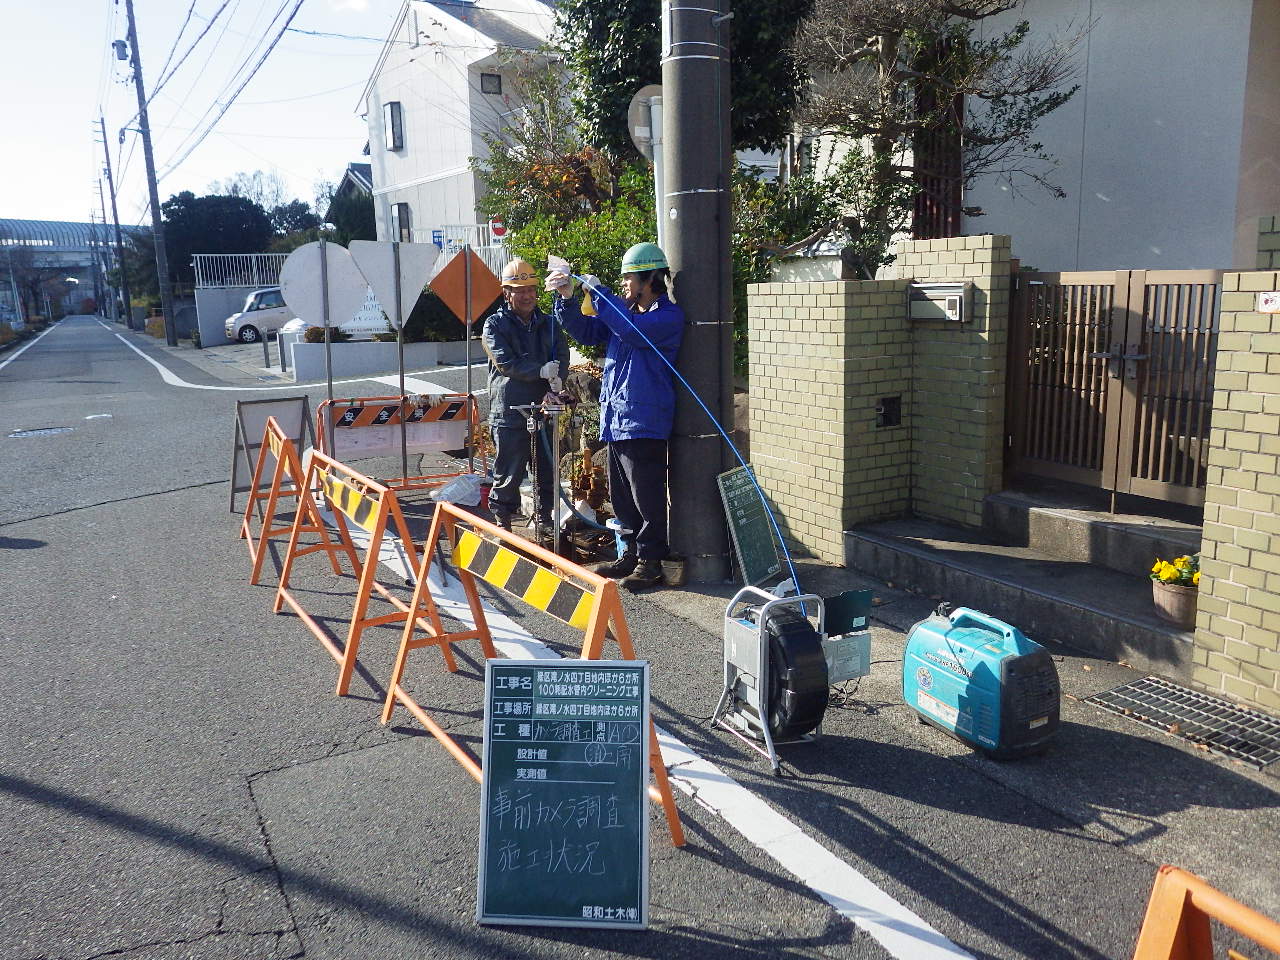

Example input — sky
[0,0,401,226]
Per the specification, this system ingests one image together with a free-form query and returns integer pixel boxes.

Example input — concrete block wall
[1193,270,1280,714]
[1260,216,1280,270]
[746,235,1014,560]
[893,235,1013,527]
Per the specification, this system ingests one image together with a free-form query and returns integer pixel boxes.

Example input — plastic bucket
[660,555,687,588]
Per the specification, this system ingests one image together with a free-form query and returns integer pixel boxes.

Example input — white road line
[348,523,970,958]
[369,374,488,397]
[0,321,61,374]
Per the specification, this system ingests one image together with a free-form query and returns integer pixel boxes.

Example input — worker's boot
[621,559,664,592]
[590,552,637,580]
[493,509,513,532]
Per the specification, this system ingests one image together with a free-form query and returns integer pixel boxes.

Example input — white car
[224,287,292,343]
[277,288,393,341]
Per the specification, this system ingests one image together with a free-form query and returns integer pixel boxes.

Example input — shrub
[405,289,491,343]
[303,326,352,344]
[0,323,14,345]
[145,317,165,338]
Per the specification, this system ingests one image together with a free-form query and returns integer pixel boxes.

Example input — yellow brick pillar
[1194,270,1280,714]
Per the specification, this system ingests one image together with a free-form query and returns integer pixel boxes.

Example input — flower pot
[1152,580,1198,629]
[660,554,687,588]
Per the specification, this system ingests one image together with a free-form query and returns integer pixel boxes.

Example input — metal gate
[1007,269,1222,507]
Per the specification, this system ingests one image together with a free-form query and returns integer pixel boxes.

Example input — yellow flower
[1193,571,1201,585]
[1174,556,1190,569]
[1151,560,1162,574]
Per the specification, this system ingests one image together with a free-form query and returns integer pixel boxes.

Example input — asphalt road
[0,317,1276,960]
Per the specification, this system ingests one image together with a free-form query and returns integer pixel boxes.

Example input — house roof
[425,0,543,51]
[346,163,373,193]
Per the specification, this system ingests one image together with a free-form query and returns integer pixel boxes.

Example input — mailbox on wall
[908,281,972,323]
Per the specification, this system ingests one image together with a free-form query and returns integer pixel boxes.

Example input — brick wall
[1259,216,1280,270]
[1193,270,1280,714]
[893,236,1013,527]
[746,235,1013,561]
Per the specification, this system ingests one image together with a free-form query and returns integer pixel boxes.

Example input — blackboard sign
[478,660,650,929]
[717,466,782,586]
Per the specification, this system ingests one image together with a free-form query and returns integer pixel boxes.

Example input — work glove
[580,274,603,293]
[544,271,574,296]
[539,361,561,380]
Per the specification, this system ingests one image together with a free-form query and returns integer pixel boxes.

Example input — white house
[962,0,1280,272]
[359,0,555,251]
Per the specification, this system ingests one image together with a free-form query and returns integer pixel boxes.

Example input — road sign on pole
[489,218,506,240]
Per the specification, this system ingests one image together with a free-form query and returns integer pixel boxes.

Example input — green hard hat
[621,242,668,274]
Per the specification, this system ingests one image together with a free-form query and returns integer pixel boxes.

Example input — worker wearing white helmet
[482,258,569,543]
[546,242,684,591]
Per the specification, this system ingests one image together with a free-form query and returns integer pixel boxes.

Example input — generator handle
[727,586,825,636]
[949,607,1018,643]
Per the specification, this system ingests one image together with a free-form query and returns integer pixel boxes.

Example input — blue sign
[431,229,444,247]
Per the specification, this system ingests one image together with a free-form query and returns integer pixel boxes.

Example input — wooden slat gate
[1008,269,1222,507]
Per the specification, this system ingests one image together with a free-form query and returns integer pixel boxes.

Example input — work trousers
[491,423,553,523]
[607,438,669,562]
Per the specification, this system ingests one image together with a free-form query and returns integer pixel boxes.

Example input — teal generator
[903,606,1060,759]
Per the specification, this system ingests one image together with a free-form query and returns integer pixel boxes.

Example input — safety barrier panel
[314,393,487,492]
[240,416,310,585]
[274,451,428,696]
[380,501,687,847]
[1132,865,1280,959]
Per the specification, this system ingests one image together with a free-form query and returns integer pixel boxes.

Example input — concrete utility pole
[662,0,735,583]
[96,179,118,322]
[122,0,177,345]
[100,115,133,329]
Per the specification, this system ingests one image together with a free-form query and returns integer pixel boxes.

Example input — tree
[159,191,274,285]
[207,170,290,212]
[791,0,1082,274]
[5,245,75,319]
[323,189,376,247]
[270,199,320,234]
[554,0,814,157]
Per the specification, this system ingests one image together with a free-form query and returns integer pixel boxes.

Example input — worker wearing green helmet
[546,242,685,591]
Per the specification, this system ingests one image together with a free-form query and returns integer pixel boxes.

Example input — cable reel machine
[711,586,873,775]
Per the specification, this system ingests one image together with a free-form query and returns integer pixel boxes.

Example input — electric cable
[564,277,804,595]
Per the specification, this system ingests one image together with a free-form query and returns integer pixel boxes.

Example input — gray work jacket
[481,304,569,428]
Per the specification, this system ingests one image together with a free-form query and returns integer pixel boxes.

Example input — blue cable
[563,276,803,596]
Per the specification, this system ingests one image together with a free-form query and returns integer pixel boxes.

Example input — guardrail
[193,253,288,289]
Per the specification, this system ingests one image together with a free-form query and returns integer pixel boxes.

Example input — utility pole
[96,178,118,322]
[100,115,133,329]
[663,0,734,583]
[88,210,104,311]
[122,0,176,345]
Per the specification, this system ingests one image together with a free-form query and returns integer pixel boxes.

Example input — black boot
[493,510,513,532]
[590,552,637,579]
[621,559,663,592]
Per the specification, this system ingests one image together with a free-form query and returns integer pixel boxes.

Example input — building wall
[1193,270,1280,714]
[963,0,1254,271]
[1259,216,1280,270]
[1233,1,1280,268]
[746,235,1013,561]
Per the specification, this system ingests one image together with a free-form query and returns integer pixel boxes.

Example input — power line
[152,0,199,93]
[157,0,308,181]
[149,0,234,105]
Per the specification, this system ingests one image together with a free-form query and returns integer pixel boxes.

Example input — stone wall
[1193,270,1280,713]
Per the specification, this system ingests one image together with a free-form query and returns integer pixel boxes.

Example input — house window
[480,73,502,95]
[383,101,404,151]
[392,203,412,243]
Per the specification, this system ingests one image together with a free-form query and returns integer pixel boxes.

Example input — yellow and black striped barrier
[380,501,687,847]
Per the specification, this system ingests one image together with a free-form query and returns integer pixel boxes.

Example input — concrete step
[984,489,1201,579]
[845,517,1194,680]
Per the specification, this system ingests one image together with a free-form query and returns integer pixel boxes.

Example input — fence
[414,224,507,276]
[192,253,289,289]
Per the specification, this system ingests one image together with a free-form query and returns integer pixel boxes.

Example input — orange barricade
[240,416,312,585]
[274,451,427,696]
[314,393,487,492]
[1132,865,1280,960]
[380,501,687,848]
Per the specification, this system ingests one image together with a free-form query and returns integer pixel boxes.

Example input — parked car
[224,287,292,343]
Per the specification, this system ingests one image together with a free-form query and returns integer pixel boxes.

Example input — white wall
[962,0,1253,271]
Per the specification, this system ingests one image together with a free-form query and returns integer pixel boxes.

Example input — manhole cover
[1088,675,1280,768]
[8,426,74,438]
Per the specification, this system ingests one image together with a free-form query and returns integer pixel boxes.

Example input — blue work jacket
[554,287,685,442]
[481,305,569,429]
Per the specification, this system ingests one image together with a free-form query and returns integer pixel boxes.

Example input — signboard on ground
[230,396,313,511]
[478,660,650,929]
[717,465,783,586]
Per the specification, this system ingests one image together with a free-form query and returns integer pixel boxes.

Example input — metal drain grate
[1088,676,1280,769]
